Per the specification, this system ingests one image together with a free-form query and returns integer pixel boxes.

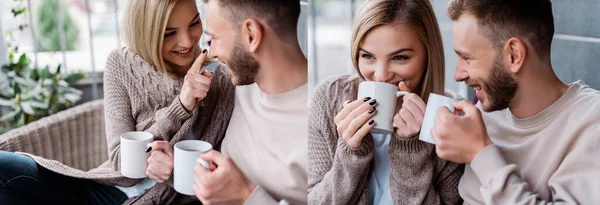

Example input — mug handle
[444,104,454,113]
[196,158,211,169]
[443,103,465,116]
[391,91,411,128]
[396,91,409,97]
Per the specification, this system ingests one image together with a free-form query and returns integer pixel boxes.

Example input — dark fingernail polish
[202,49,207,54]
[369,99,377,105]
[368,108,374,114]
[145,147,152,153]
[363,97,371,102]
[368,120,375,125]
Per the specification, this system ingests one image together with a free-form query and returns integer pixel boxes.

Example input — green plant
[36,0,80,52]
[1,1,86,134]
[0,47,86,134]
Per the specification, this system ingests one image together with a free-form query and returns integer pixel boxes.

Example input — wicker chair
[0,99,108,171]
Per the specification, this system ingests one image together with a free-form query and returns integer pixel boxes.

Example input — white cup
[120,131,153,178]
[174,140,213,195]
[357,81,408,134]
[419,93,458,144]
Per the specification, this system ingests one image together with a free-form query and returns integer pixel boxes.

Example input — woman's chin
[170,58,194,68]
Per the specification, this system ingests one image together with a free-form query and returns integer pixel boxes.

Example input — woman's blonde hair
[351,0,445,102]
[119,0,201,78]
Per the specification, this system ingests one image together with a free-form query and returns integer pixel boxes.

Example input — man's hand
[193,150,256,205]
[432,100,492,163]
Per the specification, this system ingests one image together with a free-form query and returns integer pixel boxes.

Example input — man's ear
[504,37,527,74]
[241,19,263,53]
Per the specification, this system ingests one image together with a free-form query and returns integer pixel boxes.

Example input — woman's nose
[177,31,193,48]
[372,63,393,82]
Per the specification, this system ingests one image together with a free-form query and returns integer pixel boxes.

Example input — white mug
[357,81,408,134]
[174,140,213,195]
[120,131,153,178]
[419,93,458,144]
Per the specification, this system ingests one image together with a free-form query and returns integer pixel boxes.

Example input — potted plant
[0,46,85,134]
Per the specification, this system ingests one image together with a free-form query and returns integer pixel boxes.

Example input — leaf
[63,73,86,84]
[63,93,81,103]
[18,24,28,31]
[20,101,35,115]
[13,84,21,94]
[55,65,62,75]
[30,68,39,80]
[17,113,25,126]
[42,78,54,87]
[0,98,15,106]
[17,54,30,68]
[8,50,14,62]
[58,80,69,87]
[27,101,48,109]
[6,71,16,78]
[0,108,21,121]
[40,66,50,79]
[11,7,27,17]
[20,86,44,100]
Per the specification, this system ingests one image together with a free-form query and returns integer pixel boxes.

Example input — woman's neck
[169,63,191,78]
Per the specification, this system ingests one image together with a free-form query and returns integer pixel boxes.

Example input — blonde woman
[308,0,464,204]
[0,0,234,204]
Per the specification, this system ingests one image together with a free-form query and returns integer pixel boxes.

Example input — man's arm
[471,144,600,204]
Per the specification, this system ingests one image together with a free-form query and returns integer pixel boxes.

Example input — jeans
[0,151,128,205]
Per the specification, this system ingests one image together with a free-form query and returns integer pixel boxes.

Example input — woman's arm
[102,50,196,172]
[307,77,374,205]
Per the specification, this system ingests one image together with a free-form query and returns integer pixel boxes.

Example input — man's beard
[475,55,519,112]
[226,40,260,86]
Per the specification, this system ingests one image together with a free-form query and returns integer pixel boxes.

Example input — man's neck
[255,43,307,95]
[509,63,569,118]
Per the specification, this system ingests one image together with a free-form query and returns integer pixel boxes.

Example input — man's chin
[480,98,510,112]
[480,100,494,112]
[230,76,254,86]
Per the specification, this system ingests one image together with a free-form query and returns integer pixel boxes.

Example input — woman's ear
[241,18,263,53]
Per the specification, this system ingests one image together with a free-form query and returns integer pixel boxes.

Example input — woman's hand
[179,49,213,111]
[393,82,426,138]
[334,97,378,148]
[146,141,174,183]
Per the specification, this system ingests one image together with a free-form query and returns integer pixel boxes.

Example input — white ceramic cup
[357,81,408,134]
[174,140,213,195]
[120,131,153,178]
[419,93,458,144]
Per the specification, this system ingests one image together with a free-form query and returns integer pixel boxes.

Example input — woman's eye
[164,32,176,38]
[190,21,200,27]
[392,55,409,61]
[361,53,374,60]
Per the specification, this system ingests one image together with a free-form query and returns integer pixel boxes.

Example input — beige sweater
[308,75,464,205]
[222,83,308,205]
[460,80,600,204]
[21,47,235,204]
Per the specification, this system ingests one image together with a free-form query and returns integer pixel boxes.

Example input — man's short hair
[448,0,555,58]
[206,0,301,42]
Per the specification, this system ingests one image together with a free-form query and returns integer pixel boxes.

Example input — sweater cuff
[338,134,374,156]
[391,132,429,153]
[166,96,192,121]
[470,144,508,185]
